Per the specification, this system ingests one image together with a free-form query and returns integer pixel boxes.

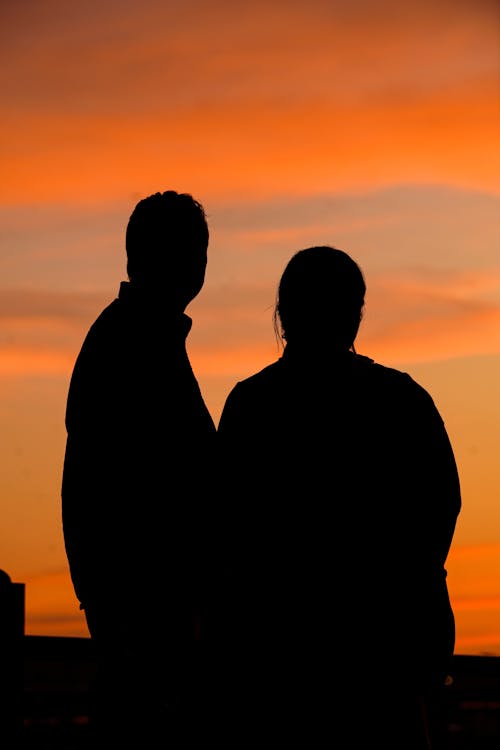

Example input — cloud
[3,272,499,378]
[1,0,498,203]
[0,185,498,374]
[0,288,108,320]
[2,84,498,203]
[0,289,110,375]
[22,568,88,637]
[3,0,497,113]
[447,544,500,655]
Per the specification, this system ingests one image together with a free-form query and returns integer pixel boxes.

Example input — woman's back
[213,247,461,748]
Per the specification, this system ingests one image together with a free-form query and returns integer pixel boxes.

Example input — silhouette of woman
[215,246,461,749]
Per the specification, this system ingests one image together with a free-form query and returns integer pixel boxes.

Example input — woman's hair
[273,245,366,351]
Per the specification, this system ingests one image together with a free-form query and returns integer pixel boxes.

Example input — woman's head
[274,246,366,351]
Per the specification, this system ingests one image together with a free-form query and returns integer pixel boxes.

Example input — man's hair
[125,191,209,285]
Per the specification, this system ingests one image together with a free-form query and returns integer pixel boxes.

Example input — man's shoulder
[79,297,123,346]
[88,296,122,330]
[68,299,124,384]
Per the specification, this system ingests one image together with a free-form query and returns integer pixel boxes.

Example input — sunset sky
[1,0,499,655]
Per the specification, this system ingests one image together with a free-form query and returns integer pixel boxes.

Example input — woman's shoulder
[231,359,284,393]
[355,353,415,384]
[354,353,438,410]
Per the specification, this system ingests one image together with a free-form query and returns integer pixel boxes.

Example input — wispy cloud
[2,271,500,377]
[0,185,498,375]
[2,0,498,202]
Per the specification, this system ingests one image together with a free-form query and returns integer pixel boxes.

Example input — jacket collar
[117,281,192,337]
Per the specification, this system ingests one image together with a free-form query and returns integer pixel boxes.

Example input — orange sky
[1,0,500,654]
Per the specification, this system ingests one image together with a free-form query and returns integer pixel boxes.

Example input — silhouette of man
[215,246,461,749]
[62,191,216,745]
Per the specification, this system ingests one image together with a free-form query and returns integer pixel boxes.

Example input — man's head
[125,190,209,310]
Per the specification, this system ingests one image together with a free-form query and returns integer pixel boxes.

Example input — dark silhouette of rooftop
[3,571,500,749]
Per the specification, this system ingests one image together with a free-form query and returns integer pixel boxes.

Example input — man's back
[61,191,216,744]
[63,283,216,605]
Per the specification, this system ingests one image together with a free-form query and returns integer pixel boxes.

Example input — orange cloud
[22,570,88,638]
[1,0,498,204]
[446,544,500,655]
[2,80,498,205]
[2,260,500,377]
[0,348,75,377]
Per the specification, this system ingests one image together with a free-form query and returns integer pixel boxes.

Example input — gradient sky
[1,0,499,654]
